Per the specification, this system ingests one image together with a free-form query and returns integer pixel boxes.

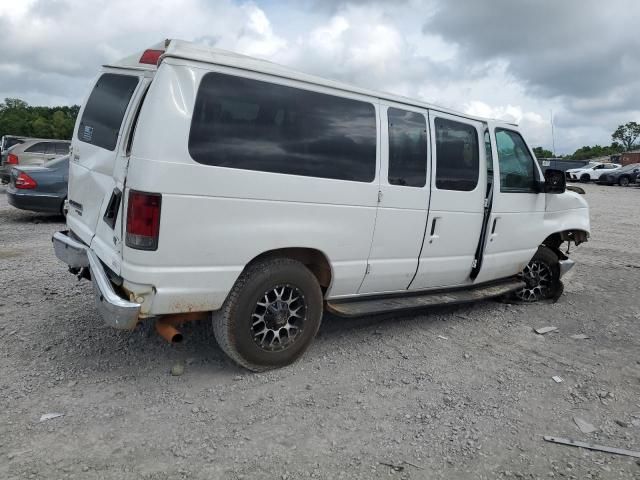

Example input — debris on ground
[551,376,563,383]
[39,413,64,422]
[570,333,589,340]
[573,416,598,434]
[437,335,449,340]
[170,361,185,376]
[615,419,629,428]
[534,326,558,335]
[543,436,640,458]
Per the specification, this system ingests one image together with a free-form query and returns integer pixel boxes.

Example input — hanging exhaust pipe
[155,313,208,344]
[156,318,183,343]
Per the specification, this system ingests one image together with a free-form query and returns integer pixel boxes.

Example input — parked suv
[565,162,621,182]
[0,139,70,183]
[597,163,640,186]
[53,40,590,370]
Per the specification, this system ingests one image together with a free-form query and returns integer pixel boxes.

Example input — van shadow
[46,301,493,377]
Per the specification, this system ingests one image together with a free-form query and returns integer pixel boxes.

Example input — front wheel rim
[251,284,306,352]
[515,260,553,302]
[620,178,629,186]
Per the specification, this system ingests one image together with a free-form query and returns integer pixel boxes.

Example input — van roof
[107,39,511,126]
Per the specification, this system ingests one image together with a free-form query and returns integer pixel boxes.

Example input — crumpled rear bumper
[52,231,141,330]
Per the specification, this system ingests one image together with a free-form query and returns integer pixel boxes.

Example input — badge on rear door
[83,125,94,142]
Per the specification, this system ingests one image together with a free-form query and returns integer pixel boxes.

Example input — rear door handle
[429,217,440,243]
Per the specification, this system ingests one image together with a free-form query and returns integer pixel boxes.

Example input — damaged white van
[53,40,590,370]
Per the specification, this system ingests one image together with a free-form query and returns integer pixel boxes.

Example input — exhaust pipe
[155,313,208,344]
[156,318,183,343]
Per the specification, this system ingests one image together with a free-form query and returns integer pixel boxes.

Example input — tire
[512,246,562,303]
[212,258,323,371]
[619,176,630,187]
[579,174,591,183]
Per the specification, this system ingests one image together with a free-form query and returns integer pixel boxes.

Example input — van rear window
[77,74,138,151]
[188,72,377,182]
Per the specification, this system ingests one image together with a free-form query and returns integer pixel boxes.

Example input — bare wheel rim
[515,260,553,302]
[251,284,307,352]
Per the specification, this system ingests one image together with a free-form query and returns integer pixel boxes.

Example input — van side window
[77,74,139,151]
[434,118,479,191]
[495,129,538,193]
[387,108,427,187]
[189,72,377,182]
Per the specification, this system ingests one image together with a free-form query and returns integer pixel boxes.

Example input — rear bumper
[8,188,64,214]
[52,231,141,329]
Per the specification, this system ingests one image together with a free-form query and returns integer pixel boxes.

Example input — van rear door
[67,69,150,274]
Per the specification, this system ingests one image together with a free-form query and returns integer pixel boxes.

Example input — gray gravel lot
[1,183,639,479]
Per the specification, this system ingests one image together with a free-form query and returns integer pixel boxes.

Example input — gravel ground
[1,183,639,480]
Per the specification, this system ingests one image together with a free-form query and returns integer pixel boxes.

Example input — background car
[597,162,640,186]
[6,155,69,216]
[0,135,28,154]
[0,138,70,183]
[565,162,621,182]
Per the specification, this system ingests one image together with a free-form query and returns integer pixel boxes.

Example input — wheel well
[246,248,333,291]
[543,230,589,249]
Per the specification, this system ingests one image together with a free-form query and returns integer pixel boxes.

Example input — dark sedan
[7,156,68,216]
[597,163,640,186]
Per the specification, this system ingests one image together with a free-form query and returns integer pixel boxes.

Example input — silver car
[0,139,70,183]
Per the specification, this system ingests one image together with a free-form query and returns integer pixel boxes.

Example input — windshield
[46,155,69,168]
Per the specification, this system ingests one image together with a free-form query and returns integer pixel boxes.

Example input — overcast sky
[1,0,638,154]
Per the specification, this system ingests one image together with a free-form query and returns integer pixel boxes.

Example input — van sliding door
[409,111,486,290]
[358,102,430,294]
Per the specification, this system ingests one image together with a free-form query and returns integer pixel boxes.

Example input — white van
[53,40,590,370]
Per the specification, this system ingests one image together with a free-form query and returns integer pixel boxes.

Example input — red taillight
[15,172,37,189]
[139,49,164,65]
[7,153,19,165]
[126,190,161,250]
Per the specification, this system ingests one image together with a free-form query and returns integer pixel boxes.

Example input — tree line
[534,121,639,160]
[0,98,79,141]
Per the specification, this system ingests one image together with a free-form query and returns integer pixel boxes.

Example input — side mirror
[544,168,566,194]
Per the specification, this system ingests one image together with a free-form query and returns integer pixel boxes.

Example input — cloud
[0,0,638,154]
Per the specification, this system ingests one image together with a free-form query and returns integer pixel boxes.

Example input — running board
[326,278,525,317]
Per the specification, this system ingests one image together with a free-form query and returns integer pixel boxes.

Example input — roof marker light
[139,49,164,65]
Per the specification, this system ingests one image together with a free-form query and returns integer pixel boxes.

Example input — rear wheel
[212,258,323,371]
[619,176,630,187]
[580,173,591,183]
[513,246,562,302]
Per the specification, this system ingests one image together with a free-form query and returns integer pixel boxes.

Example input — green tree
[612,122,640,151]
[0,97,79,140]
[532,146,553,158]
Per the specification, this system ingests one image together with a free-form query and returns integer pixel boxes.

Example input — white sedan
[566,162,621,182]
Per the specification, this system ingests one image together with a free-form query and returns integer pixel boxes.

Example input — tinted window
[44,143,57,155]
[387,108,427,187]
[434,118,479,191]
[25,142,47,153]
[78,73,138,151]
[189,72,377,182]
[55,143,70,155]
[495,129,538,192]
